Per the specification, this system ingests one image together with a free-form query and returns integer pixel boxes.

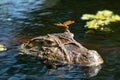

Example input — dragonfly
[54,20,74,30]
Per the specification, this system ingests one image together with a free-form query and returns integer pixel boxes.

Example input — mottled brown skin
[20,30,103,66]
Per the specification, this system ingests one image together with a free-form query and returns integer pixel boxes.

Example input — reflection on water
[0,0,59,46]
[0,0,59,18]
[0,0,120,80]
[4,55,101,80]
[47,65,101,78]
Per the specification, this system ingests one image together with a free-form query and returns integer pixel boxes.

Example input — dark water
[0,0,120,80]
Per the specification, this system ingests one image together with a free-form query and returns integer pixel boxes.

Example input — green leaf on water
[0,44,7,51]
[81,10,120,32]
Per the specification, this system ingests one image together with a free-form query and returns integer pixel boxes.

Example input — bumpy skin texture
[20,30,103,66]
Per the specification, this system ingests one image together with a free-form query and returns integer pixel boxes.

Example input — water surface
[0,0,120,80]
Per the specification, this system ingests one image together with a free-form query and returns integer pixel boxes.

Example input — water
[0,0,120,80]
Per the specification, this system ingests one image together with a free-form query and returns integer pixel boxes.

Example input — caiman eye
[26,45,32,49]
[47,41,52,45]
[39,41,44,44]
[32,40,45,46]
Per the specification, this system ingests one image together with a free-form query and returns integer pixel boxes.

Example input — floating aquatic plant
[0,44,7,51]
[81,10,120,32]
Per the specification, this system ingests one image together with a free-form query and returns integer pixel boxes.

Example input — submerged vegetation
[81,10,120,32]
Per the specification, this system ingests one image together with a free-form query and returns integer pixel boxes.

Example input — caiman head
[20,30,103,66]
